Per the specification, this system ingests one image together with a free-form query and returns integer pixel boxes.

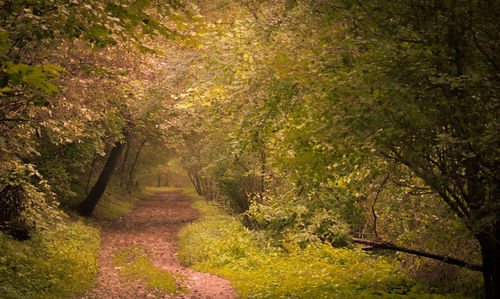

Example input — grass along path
[178,199,457,298]
[80,189,237,299]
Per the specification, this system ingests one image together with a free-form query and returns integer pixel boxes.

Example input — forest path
[81,189,237,299]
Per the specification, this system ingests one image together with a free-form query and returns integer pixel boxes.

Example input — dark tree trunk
[77,139,127,217]
[120,142,130,187]
[187,168,202,196]
[85,156,97,194]
[126,138,146,192]
[477,232,500,299]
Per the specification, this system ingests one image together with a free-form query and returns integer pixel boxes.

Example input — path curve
[81,190,238,299]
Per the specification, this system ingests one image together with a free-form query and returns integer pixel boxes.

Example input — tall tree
[77,132,128,216]
[322,1,500,296]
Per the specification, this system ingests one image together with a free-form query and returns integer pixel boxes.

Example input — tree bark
[187,168,202,196]
[77,138,127,217]
[120,142,130,188]
[476,232,500,299]
[126,138,147,192]
[85,155,97,194]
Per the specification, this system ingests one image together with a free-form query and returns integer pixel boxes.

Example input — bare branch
[352,238,483,272]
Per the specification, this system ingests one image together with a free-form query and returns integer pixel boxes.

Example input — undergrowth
[0,183,148,299]
[91,191,139,223]
[0,220,100,299]
[112,246,185,294]
[178,199,457,298]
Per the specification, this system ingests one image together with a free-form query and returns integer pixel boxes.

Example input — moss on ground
[112,246,185,294]
[92,192,137,223]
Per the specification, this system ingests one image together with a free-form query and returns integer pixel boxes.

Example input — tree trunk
[120,142,130,187]
[187,168,202,195]
[85,156,97,194]
[477,232,500,299]
[77,139,127,217]
[126,138,146,192]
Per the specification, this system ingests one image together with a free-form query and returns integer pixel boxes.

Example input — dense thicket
[172,0,499,297]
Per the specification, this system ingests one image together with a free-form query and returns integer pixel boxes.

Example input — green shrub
[0,161,60,239]
[178,200,262,267]
[247,193,352,246]
[178,199,456,299]
[0,220,100,299]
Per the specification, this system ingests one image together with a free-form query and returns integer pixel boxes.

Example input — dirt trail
[81,190,238,299]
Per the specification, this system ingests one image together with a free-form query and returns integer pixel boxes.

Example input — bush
[178,199,455,298]
[0,161,60,239]
[247,192,351,247]
[178,200,262,267]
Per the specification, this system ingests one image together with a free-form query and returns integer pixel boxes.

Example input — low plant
[0,161,60,240]
[91,191,138,223]
[0,220,100,299]
[178,199,458,298]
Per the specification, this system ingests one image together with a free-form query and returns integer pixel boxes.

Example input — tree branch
[351,237,483,272]
[372,172,390,239]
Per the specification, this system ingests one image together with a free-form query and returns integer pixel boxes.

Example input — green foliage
[178,200,261,266]
[247,192,351,246]
[3,62,61,97]
[0,0,196,219]
[112,246,184,294]
[179,199,454,298]
[0,161,60,239]
[171,1,494,294]
[91,191,139,224]
[0,220,100,299]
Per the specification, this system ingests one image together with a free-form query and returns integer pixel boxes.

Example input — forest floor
[80,189,238,299]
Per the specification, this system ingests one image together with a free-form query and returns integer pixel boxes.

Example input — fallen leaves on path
[80,190,237,299]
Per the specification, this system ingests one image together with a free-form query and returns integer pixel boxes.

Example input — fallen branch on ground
[351,238,483,272]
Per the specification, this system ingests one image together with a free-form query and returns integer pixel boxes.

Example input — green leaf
[43,64,66,77]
